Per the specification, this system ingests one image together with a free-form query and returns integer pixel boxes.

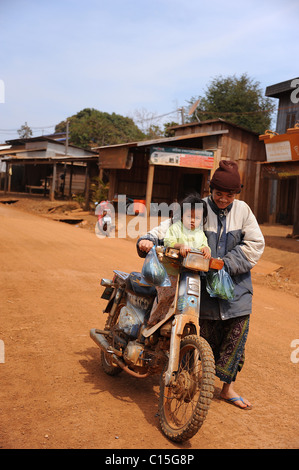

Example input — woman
[137,160,265,410]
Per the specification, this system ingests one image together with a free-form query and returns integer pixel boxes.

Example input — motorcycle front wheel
[159,334,215,443]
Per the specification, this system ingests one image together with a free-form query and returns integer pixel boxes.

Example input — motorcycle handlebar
[155,245,224,271]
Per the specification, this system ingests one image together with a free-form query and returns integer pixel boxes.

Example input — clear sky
[0,0,298,143]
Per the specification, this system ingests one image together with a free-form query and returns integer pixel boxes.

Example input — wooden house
[0,134,98,201]
[259,77,299,234]
[95,118,267,220]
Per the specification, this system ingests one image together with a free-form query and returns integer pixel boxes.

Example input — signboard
[149,146,214,169]
[265,141,292,162]
[260,131,299,162]
[99,147,132,169]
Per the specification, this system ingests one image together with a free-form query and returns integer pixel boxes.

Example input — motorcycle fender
[101,286,114,300]
[164,313,199,387]
[103,296,114,313]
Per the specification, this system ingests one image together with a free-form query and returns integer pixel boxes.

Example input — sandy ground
[0,194,298,450]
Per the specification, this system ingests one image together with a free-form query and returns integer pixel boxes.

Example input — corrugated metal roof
[167,118,260,135]
[265,78,299,98]
[4,135,97,153]
[94,129,228,151]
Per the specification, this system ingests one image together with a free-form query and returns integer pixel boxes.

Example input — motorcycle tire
[159,334,215,443]
[100,303,125,376]
[100,350,122,376]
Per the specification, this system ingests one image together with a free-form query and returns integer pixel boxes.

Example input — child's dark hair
[177,192,207,225]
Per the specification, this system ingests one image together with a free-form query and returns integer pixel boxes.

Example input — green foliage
[55,108,145,149]
[163,121,179,137]
[145,124,164,139]
[187,73,276,134]
[90,177,109,204]
[72,192,85,207]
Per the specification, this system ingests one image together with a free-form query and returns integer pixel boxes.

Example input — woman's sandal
[222,396,252,410]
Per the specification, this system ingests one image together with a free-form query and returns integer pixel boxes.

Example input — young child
[147,193,211,327]
[164,193,211,259]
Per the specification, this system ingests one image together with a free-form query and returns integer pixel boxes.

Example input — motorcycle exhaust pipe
[90,328,149,379]
[90,328,112,352]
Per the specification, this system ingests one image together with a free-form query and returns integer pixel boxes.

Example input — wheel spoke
[162,344,202,430]
[159,335,215,442]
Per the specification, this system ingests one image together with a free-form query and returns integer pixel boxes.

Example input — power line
[0,124,56,132]
[135,110,178,123]
[195,109,276,116]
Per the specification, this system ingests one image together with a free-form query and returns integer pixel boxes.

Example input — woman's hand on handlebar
[138,239,154,253]
[201,246,212,259]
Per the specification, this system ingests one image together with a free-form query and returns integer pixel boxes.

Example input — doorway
[178,172,203,200]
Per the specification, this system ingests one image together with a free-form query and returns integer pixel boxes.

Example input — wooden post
[8,164,12,193]
[4,163,9,193]
[253,162,261,218]
[68,162,73,199]
[84,163,90,210]
[145,164,155,213]
[50,163,57,201]
[268,179,278,224]
[210,147,222,179]
[108,169,116,201]
[292,176,299,237]
[201,171,209,198]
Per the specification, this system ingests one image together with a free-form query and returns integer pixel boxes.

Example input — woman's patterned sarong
[199,315,250,383]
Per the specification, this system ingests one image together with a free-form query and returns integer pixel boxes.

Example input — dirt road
[0,201,298,449]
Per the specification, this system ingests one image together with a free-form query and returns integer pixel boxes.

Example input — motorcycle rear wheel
[101,350,122,376]
[100,303,124,376]
[159,334,215,443]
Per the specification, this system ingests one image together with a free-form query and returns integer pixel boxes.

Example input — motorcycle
[95,200,113,237]
[90,246,224,442]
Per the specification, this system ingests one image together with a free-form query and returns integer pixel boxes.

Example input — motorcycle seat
[126,272,157,298]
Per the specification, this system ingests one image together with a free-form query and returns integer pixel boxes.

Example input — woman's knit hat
[210,160,242,193]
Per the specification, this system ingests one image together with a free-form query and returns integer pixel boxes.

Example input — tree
[131,109,179,139]
[55,108,145,149]
[163,121,179,137]
[188,74,276,134]
[17,122,32,138]
[132,108,160,135]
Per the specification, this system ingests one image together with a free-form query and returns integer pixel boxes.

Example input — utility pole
[65,119,69,155]
[180,107,185,125]
[62,119,69,197]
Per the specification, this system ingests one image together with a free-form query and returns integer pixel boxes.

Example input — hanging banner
[149,146,214,169]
